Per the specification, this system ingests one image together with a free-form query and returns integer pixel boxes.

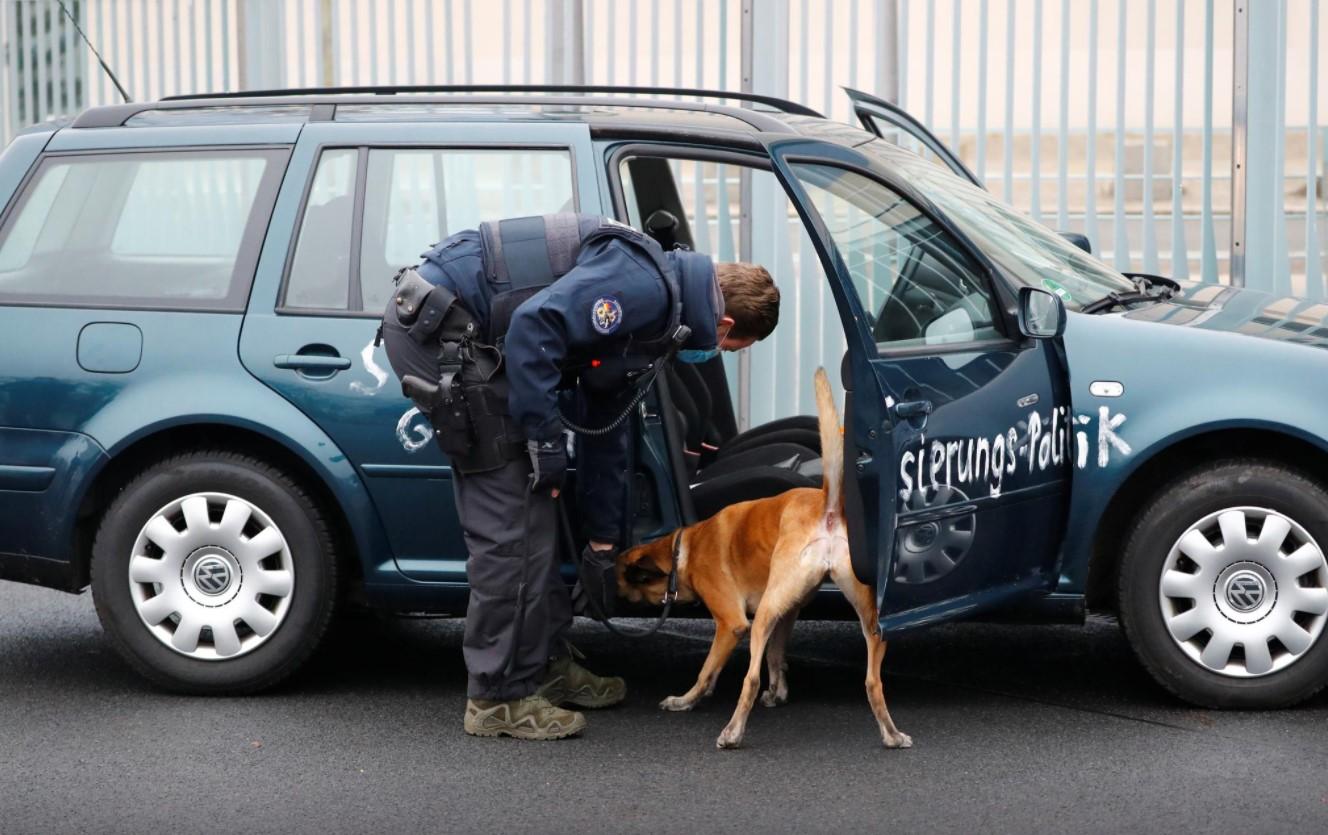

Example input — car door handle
[274,354,351,371]
[893,399,933,419]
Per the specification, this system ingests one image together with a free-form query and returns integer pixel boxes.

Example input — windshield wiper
[1081,277,1175,315]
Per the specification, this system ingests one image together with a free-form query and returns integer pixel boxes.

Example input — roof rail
[159,84,824,118]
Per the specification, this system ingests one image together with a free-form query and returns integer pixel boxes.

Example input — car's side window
[284,148,358,310]
[0,149,284,310]
[283,147,576,314]
[790,162,1002,350]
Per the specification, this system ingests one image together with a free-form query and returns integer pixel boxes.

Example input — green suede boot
[463,695,587,740]
[535,653,627,709]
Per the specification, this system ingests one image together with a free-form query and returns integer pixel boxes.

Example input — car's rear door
[239,120,599,582]
[765,138,1069,632]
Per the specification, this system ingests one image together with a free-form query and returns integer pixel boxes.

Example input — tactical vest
[381,213,690,473]
[478,212,684,351]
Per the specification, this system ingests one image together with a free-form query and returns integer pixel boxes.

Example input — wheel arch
[71,421,366,595]
[1085,426,1328,613]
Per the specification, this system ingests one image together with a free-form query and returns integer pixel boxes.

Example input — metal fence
[0,0,1324,421]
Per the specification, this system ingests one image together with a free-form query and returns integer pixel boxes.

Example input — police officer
[380,213,779,740]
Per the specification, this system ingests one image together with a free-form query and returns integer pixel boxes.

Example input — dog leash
[557,499,680,640]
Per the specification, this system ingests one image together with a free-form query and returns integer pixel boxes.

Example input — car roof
[66,85,878,149]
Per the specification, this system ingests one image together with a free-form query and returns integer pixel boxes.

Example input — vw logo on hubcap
[1225,570,1266,612]
[193,556,233,596]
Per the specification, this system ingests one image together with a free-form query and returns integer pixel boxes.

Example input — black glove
[572,544,619,619]
[527,437,567,493]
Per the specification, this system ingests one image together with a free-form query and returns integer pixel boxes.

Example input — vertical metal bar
[1085,0,1099,252]
[1271,0,1289,294]
[674,0,683,89]
[585,0,595,83]
[63,0,77,112]
[823,1,833,118]
[93,0,106,106]
[924,0,934,128]
[695,0,704,87]
[739,0,755,430]
[1307,0,1322,296]
[949,0,960,152]
[975,0,987,181]
[798,0,808,102]
[1201,0,1217,282]
[154,0,166,97]
[1113,0,1129,269]
[628,0,637,86]
[1003,0,1015,203]
[1057,0,1069,230]
[502,0,512,84]
[650,0,659,84]
[526,0,534,84]
[1170,0,1189,279]
[221,0,231,90]
[896,0,908,109]
[171,0,182,94]
[1231,0,1249,286]
[296,0,309,87]
[205,0,215,93]
[1142,0,1157,272]
[15,0,28,128]
[405,0,416,84]
[367,0,378,84]
[441,0,452,83]
[1030,0,1042,220]
[35,0,49,121]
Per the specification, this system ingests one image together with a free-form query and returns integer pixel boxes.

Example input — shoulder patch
[591,296,623,335]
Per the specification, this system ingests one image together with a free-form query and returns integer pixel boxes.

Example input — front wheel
[1118,460,1328,708]
[91,451,338,694]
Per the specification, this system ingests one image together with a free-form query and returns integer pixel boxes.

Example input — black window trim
[778,154,1023,358]
[0,145,292,314]
[275,141,582,319]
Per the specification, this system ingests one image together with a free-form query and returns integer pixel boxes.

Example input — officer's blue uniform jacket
[415,223,720,543]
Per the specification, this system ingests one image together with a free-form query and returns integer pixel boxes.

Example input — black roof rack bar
[72,93,795,132]
[159,84,824,118]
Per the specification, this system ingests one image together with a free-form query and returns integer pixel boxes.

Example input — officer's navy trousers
[452,456,572,700]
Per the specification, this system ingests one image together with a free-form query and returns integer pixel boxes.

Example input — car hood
[1118,281,1328,349]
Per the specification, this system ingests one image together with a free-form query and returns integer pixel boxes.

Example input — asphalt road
[2,581,1327,834]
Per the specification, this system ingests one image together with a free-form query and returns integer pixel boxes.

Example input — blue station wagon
[3,85,1327,709]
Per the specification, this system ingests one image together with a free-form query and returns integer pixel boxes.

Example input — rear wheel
[91,451,338,694]
[1118,460,1328,708]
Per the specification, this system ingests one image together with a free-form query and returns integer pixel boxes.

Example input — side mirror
[1018,287,1066,339]
[1059,231,1093,254]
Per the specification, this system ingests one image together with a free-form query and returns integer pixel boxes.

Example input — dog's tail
[814,367,844,514]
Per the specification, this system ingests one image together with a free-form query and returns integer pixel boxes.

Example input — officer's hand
[527,438,568,494]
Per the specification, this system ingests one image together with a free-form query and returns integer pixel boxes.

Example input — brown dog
[617,368,911,750]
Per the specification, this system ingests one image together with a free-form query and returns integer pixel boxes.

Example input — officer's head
[714,262,780,351]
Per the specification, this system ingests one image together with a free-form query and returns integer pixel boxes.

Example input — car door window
[282,147,576,314]
[360,148,576,312]
[0,149,283,309]
[789,162,1002,350]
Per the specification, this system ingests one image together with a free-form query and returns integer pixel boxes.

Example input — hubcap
[1158,506,1328,678]
[895,485,976,584]
[128,492,296,661]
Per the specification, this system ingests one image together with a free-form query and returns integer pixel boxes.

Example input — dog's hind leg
[660,597,749,712]
[760,611,797,708]
[830,561,912,749]
[717,552,824,749]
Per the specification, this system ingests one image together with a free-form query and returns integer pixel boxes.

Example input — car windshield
[859,139,1138,309]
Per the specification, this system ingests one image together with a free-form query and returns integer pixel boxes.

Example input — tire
[91,451,338,695]
[1118,459,1328,708]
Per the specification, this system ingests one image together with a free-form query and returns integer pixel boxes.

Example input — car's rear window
[0,148,288,310]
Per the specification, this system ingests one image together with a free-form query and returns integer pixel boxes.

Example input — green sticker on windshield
[1041,278,1073,302]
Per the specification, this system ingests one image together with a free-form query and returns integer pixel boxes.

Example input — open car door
[845,87,983,189]
[763,137,1068,633]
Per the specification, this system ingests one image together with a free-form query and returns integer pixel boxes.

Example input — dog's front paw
[659,695,696,712]
[882,730,913,749]
[715,724,744,749]
[759,688,788,708]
